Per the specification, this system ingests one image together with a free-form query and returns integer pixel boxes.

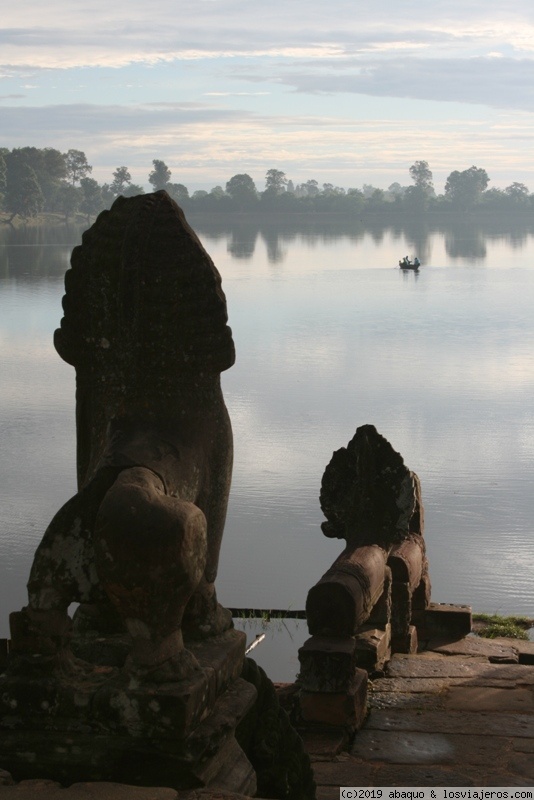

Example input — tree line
[0,148,533,223]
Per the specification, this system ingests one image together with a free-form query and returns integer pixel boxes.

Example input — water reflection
[190,213,534,266]
[0,223,86,280]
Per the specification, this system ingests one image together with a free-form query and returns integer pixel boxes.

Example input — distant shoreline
[2,207,534,230]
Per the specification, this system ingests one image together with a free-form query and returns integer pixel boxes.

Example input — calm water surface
[1,216,533,677]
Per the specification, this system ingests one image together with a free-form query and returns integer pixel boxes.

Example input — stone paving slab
[0,781,179,799]
[368,692,446,711]
[0,783,260,800]
[512,738,534,752]
[387,655,534,682]
[445,685,534,712]
[425,637,519,661]
[365,709,534,737]
[491,638,534,664]
[351,731,513,767]
[371,677,450,693]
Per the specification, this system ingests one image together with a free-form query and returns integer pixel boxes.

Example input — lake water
[1,214,533,679]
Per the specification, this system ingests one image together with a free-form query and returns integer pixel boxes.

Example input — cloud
[3,1,534,70]
[271,56,534,111]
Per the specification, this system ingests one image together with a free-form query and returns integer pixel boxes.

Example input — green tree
[167,182,189,205]
[225,173,258,209]
[346,188,365,212]
[65,149,92,185]
[504,182,529,207]
[79,177,103,221]
[122,184,144,198]
[100,184,116,209]
[265,168,287,194]
[409,160,433,192]
[5,147,66,210]
[445,166,489,210]
[4,161,44,222]
[149,159,172,190]
[0,152,6,204]
[110,166,132,195]
[55,181,81,221]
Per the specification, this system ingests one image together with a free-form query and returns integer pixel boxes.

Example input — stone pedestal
[299,672,368,729]
[0,630,256,794]
[298,636,368,730]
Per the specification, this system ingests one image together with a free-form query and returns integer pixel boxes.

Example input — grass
[472,613,533,640]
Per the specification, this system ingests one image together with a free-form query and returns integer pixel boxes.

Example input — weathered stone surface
[426,635,519,661]
[320,425,422,549]
[353,625,391,671]
[306,546,387,636]
[411,566,431,611]
[366,567,391,628]
[413,602,472,640]
[315,786,345,800]
[237,657,316,800]
[0,782,179,799]
[390,581,412,639]
[501,753,534,782]
[298,637,364,693]
[387,653,534,682]
[368,690,447,711]
[311,759,376,787]
[20,191,237,681]
[300,673,368,729]
[365,708,534,737]
[370,676,450,693]
[351,729,456,764]
[491,637,534,665]
[391,625,418,655]
[352,730,514,766]
[364,764,476,787]
[445,686,534,712]
[388,537,425,590]
[299,729,348,757]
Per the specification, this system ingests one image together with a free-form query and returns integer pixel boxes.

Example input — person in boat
[400,256,412,267]
[413,257,420,268]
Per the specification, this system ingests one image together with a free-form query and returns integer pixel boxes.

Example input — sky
[2,0,534,192]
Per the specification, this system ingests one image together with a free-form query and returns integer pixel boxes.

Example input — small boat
[399,257,420,270]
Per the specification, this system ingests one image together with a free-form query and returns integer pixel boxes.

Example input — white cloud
[3,1,534,70]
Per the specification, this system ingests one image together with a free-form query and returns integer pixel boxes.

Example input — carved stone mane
[55,190,235,488]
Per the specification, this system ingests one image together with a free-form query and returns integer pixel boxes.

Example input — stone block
[388,537,424,590]
[92,670,212,740]
[391,624,418,654]
[490,637,534,666]
[306,545,387,637]
[391,581,412,638]
[298,636,361,693]
[353,624,391,672]
[366,567,392,628]
[414,602,472,639]
[187,629,246,704]
[300,670,367,729]
[299,728,348,757]
[411,564,431,611]
[0,677,257,790]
